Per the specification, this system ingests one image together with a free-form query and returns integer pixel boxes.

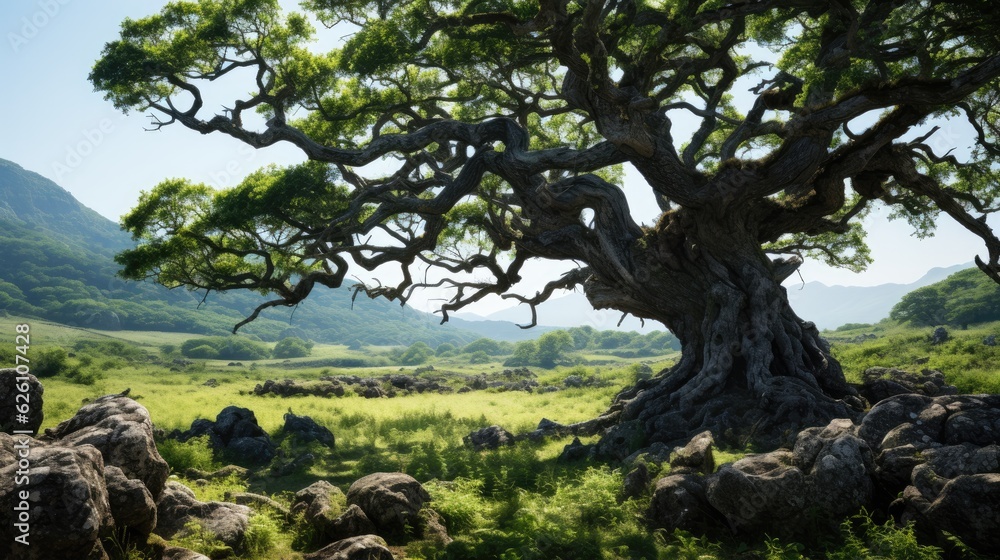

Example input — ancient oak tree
[92,0,1000,447]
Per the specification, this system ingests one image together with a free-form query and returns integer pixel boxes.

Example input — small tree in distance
[92,0,1000,448]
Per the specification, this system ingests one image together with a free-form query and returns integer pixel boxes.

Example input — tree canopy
[93,0,1000,329]
[93,0,1000,446]
[891,267,1000,327]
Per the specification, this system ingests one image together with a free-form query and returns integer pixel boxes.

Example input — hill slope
[0,158,492,345]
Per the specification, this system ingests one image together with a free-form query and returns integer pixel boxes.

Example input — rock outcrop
[169,406,276,464]
[0,395,167,560]
[156,481,252,556]
[346,472,431,538]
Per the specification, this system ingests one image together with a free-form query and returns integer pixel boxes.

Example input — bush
[180,336,269,360]
[272,336,313,358]
[157,436,218,473]
[32,347,70,377]
[399,341,433,365]
[185,344,220,360]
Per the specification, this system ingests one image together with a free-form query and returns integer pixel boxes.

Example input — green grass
[829,320,1000,393]
[7,315,997,559]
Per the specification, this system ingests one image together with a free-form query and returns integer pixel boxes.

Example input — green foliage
[271,336,313,359]
[180,336,270,360]
[828,513,943,560]
[462,338,509,356]
[892,268,1000,328]
[534,331,574,368]
[399,341,434,365]
[243,513,280,557]
[32,347,70,377]
[156,436,218,473]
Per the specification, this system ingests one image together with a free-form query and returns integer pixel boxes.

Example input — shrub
[157,435,218,473]
[185,344,220,360]
[272,336,313,359]
[32,347,70,377]
[180,336,269,360]
[399,341,433,365]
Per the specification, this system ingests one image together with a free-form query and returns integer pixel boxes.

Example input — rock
[229,492,290,518]
[253,379,345,398]
[558,437,591,462]
[984,334,997,346]
[104,465,157,535]
[860,394,1000,553]
[563,375,585,388]
[291,481,346,543]
[463,425,515,450]
[359,385,387,399]
[931,326,949,344]
[705,419,873,537]
[670,430,715,474]
[0,434,114,560]
[156,481,251,555]
[346,472,430,537]
[160,546,212,560]
[900,468,1000,552]
[43,395,170,501]
[171,406,275,464]
[592,420,645,462]
[227,436,276,463]
[283,413,335,447]
[271,452,316,476]
[303,534,395,560]
[859,367,957,404]
[329,504,377,542]
[646,474,716,534]
[621,462,651,500]
[417,508,452,545]
[184,465,249,481]
[0,369,43,434]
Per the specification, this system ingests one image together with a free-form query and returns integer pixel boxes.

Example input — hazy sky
[1,1,991,314]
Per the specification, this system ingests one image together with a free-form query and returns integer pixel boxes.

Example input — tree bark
[580,204,865,451]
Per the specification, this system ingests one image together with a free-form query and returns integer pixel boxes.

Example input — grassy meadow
[5,315,998,559]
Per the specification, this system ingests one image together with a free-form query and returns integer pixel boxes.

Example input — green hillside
[890,266,1000,328]
[0,158,483,346]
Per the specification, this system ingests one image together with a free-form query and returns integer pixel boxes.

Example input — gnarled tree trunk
[581,204,864,451]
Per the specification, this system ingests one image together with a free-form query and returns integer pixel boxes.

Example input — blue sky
[0,1,991,314]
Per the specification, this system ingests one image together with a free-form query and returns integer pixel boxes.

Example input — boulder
[858,367,957,404]
[160,547,212,560]
[463,425,514,450]
[705,419,873,537]
[303,534,395,560]
[670,430,715,474]
[621,462,651,501]
[291,481,346,542]
[155,481,251,555]
[346,472,430,537]
[170,406,275,464]
[283,413,336,447]
[0,435,113,560]
[931,326,949,344]
[861,394,1000,552]
[43,395,170,500]
[646,474,716,534]
[329,504,378,542]
[558,437,591,462]
[104,465,157,535]
[0,369,43,434]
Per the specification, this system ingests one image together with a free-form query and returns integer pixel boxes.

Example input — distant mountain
[458,263,975,332]
[458,293,665,332]
[0,158,510,345]
[785,263,973,330]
